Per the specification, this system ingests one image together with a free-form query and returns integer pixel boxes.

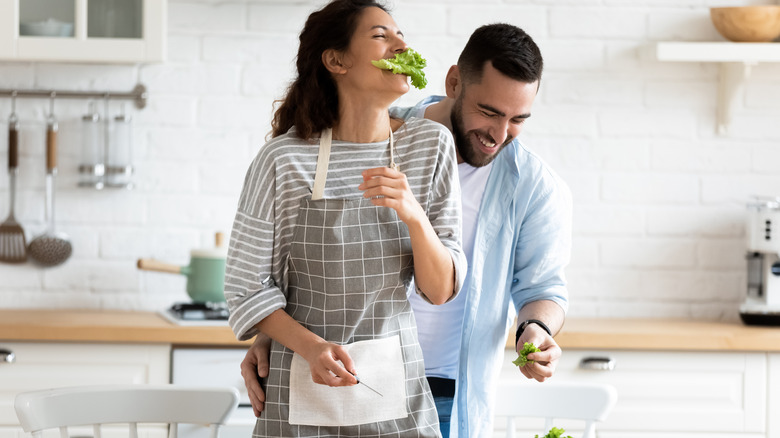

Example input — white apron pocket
[288,335,408,426]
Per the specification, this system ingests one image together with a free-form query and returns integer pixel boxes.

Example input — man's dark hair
[457,23,543,86]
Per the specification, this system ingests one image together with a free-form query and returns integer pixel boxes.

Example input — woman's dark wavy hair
[271,0,388,140]
[457,23,543,87]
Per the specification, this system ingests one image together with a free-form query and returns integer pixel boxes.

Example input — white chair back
[15,385,239,438]
[493,382,617,438]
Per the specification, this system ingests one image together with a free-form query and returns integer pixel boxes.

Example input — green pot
[137,234,228,304]
[183,250,227,303]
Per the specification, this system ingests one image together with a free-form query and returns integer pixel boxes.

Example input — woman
[224,1,465,436]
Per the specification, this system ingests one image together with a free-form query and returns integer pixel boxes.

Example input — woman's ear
[444,65,461,98]
[322,49,347,75]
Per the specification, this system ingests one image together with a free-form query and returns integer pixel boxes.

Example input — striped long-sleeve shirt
[225,117,466,341]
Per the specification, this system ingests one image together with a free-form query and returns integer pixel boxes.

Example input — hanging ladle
[28,93,72,267]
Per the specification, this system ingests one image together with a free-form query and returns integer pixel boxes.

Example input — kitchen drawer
[0,342,170,428]
[497,349,766,436]
[171,348,255,438]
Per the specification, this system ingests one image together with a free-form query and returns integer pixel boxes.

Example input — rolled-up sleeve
[224,151,286,341]
[510,174,572,313]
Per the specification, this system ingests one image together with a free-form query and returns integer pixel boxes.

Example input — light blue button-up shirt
[392,96,572,438]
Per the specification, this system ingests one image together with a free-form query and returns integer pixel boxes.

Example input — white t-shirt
[409,161,492,379]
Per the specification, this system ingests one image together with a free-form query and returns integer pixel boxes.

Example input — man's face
[449,63,539,167]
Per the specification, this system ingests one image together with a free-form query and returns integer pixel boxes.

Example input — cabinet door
[497,349,767,436]
[0,342,170,427]
[8,0,165,63]
[0,2,15,58]
[770,353,780,438]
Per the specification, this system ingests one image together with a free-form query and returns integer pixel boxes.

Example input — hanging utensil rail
[0,84,147,109]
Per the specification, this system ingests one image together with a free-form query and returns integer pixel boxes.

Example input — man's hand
[240,334,271,417]
[515,323,561,382]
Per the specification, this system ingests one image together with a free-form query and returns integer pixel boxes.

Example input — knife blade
[349,371,383,397]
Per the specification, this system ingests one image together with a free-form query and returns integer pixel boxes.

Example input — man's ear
[444,65,461,98]
[322,49,347,74]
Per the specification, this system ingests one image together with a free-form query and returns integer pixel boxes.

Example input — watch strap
[515,319,552,345]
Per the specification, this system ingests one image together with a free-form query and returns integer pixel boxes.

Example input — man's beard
[450,96,511,168]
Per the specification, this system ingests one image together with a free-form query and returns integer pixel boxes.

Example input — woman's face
[337,7,409,97]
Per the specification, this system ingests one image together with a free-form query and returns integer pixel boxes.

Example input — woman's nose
[393,37,407,54]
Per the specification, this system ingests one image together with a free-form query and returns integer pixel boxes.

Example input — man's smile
[476,132,496,148]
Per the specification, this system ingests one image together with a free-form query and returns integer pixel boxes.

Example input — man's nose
[489,119,510,146]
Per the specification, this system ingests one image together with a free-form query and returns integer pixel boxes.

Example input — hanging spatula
[0,94,28,263]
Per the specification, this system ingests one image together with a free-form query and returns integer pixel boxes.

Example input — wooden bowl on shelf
[710,6,780,42]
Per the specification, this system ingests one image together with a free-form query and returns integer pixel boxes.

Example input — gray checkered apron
[252,128,441,437]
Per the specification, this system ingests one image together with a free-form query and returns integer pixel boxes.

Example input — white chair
[15,385,240,438]
[493,382,617,438]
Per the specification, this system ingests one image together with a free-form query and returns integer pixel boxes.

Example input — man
[238,23,571,438]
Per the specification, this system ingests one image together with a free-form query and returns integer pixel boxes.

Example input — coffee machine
[741,197,780,325]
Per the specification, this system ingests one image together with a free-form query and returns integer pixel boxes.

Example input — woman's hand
[359,166,425,225]
[302,341,359,387]
[256,309,358,387]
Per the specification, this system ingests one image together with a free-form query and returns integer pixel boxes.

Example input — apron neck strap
[311,127,396,201]
[389,129,398,172]
[311,128,332,201]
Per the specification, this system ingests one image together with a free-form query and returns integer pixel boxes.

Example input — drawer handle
[0,349,15,364]
[579,356,614,371]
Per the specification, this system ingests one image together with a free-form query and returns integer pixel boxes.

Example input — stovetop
[160,302,229,326]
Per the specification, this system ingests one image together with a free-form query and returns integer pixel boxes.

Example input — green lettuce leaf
[371,48,427,89]
[512,342,541,367]
[535,427,573,438]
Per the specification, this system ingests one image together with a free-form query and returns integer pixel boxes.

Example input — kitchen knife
[348,371,383,397]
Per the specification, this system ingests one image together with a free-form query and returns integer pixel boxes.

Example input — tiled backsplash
[1,0,779,320]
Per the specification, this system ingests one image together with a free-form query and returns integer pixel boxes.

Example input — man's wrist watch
[515,319,552,345]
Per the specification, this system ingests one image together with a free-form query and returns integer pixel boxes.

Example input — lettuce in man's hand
[512,342,541,367]
[535,427,573,438]
[371,48,427,89]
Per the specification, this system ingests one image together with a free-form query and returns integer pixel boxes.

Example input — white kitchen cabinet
[770,354,780,438]
[0,0,166,63]
[496,349,767,438]
[0,342,170,438]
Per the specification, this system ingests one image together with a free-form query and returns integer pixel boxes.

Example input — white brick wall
[1,0,779,322]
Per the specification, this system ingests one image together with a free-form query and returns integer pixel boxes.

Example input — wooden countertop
[2,310,780,351]
[0,309,249,346]
[509,317,780,352]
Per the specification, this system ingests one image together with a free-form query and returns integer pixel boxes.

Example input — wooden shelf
[656,42,780,135]
[657,41,780,62]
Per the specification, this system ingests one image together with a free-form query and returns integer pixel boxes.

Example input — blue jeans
[433,395,453,438]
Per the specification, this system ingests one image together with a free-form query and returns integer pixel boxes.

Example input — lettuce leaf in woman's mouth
[372,48,427,89]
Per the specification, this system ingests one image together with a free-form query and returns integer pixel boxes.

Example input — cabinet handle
[0,349,15,364]
[578,356,615,371]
